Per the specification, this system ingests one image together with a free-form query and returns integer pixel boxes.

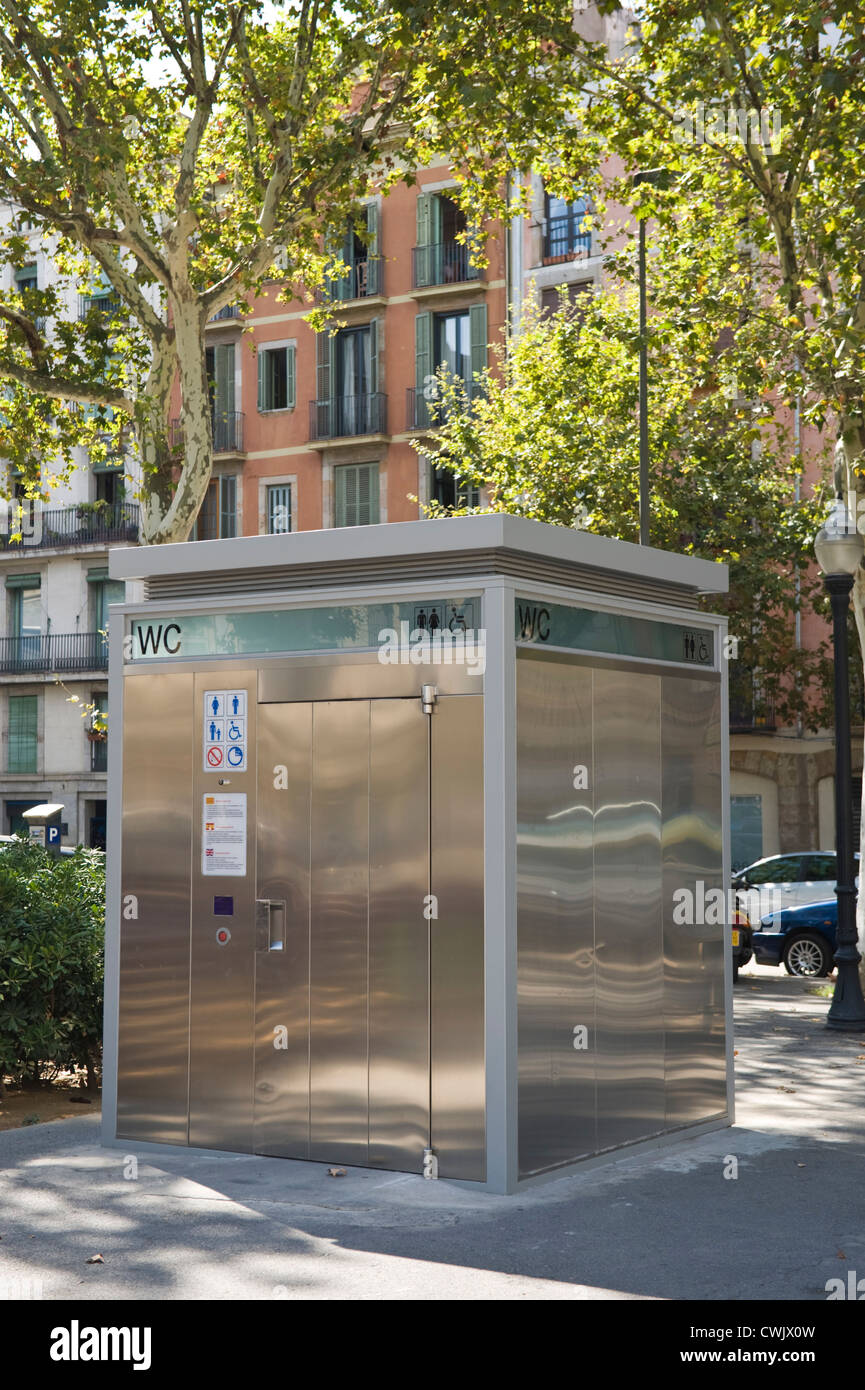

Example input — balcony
[412,241,482,290]
[169,410,245,456]
[309,393,387,442]
[406,385,480,431]
[729,673,776,732]
[543,216,591,264]
[78,294,124,320]
[0,502,140,552]
[0,632,108,674]
[324,256,384,303]
[208,304,242,322]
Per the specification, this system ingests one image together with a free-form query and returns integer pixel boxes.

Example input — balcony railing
[729,674,776,732]
[78,294,124,320]
[309,392,387,441]
[170,410,245,455]
[412,241,482,289]
[543,215,591,262]
[406,384,480,430]
[0,632,108,674]
[0,503,139,551]
[325,256,384,302]
[208,304,242,322]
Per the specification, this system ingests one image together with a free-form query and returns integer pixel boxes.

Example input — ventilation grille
[144,546,698,609]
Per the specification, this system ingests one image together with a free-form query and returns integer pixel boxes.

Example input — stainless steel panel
[259,655,482,704]
[308,701,370,1165]
[516,658,595,1175]
[368,700,430,1171]
[118,673,193,1142]
[254,702,312,1157]
[430,695,485,1180]
[594,668,665,1151]
[662,676,726,1124]
[188,672,257,1152]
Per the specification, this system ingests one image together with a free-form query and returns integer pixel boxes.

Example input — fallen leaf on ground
[85,1254,104,1264]
[327,1167,346,1178]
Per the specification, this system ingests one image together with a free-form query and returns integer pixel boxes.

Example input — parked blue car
[752,899,838,977]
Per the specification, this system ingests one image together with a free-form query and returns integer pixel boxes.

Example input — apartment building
[1,136,852,862]
[0,228,141,846]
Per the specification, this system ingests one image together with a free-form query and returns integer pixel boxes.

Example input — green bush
[0,836,104,1088]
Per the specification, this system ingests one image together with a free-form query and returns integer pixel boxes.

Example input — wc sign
[203,690,247,772]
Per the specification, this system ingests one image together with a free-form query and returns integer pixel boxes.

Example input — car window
[804,854,837,882]
[744,856,805,884]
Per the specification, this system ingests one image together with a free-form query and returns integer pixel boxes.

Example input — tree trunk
[136,302,214,545]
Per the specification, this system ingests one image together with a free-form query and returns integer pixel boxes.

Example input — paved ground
[1,965,863,1301]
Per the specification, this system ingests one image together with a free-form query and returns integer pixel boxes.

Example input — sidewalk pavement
[1,969,863,1301]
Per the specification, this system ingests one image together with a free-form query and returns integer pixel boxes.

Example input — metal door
[255,698,431,1172]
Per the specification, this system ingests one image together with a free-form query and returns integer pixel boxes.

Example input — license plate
[731,929,740,947]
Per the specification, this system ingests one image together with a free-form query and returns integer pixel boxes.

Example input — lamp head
[815,497,864,577]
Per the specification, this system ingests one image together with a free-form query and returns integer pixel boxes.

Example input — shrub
[0,836,104,1088]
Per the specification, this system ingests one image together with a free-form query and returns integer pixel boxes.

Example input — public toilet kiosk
[103,514,733,1194]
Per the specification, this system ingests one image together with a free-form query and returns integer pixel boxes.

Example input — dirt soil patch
[0,1072,101,1130]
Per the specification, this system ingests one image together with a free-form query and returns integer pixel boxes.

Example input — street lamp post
[814,498,865,1031]
[632,169,673,547]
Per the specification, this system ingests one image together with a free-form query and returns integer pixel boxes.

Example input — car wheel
[783,933,835,978]
[733,962,739,981]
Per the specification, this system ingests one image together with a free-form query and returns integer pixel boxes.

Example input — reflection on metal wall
[516,653,725,1178]
[118,673,194,1142]
[517,661,595,1173]
[431,696,485,1181]
[662,677,725,1126]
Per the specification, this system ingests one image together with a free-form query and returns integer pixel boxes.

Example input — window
[430,462,479,511]
[413,305,487,427]
[266,485,292,534]
[544,193,591,261]
[14,263,38,294]
[334,463,379,527]
[95,469,123,505]
[541,282,592,319]
[327,205,381,300]
[10,583,41,639]
[7,695,38,773]
[804,854,837,883]
[206,343,236,444]
[90,690,108,773]
[731,795,763,873]
[90,575,126,636]
[414,193,480,287]
[193,476,237,540]
[744,854,807,885]
[257,344,296,412]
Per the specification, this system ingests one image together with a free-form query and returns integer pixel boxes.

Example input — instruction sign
[203,689,247,772]
[202,793,247,877]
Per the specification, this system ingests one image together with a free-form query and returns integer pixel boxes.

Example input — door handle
[255,899,286,952]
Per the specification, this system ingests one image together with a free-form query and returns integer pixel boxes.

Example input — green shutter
[5,572,40,589]
[416,193,433,247]
[257,348,266,411]
[369,319,379,397]
[365,463,380,525]
[286,345,296,409]
[213,343,235,418]
[316,330,333,404]
[335,463,379,527]
[415,312,432,418]
[8,694,38,774]
[469,303,487,397]
[366,200,380,256]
